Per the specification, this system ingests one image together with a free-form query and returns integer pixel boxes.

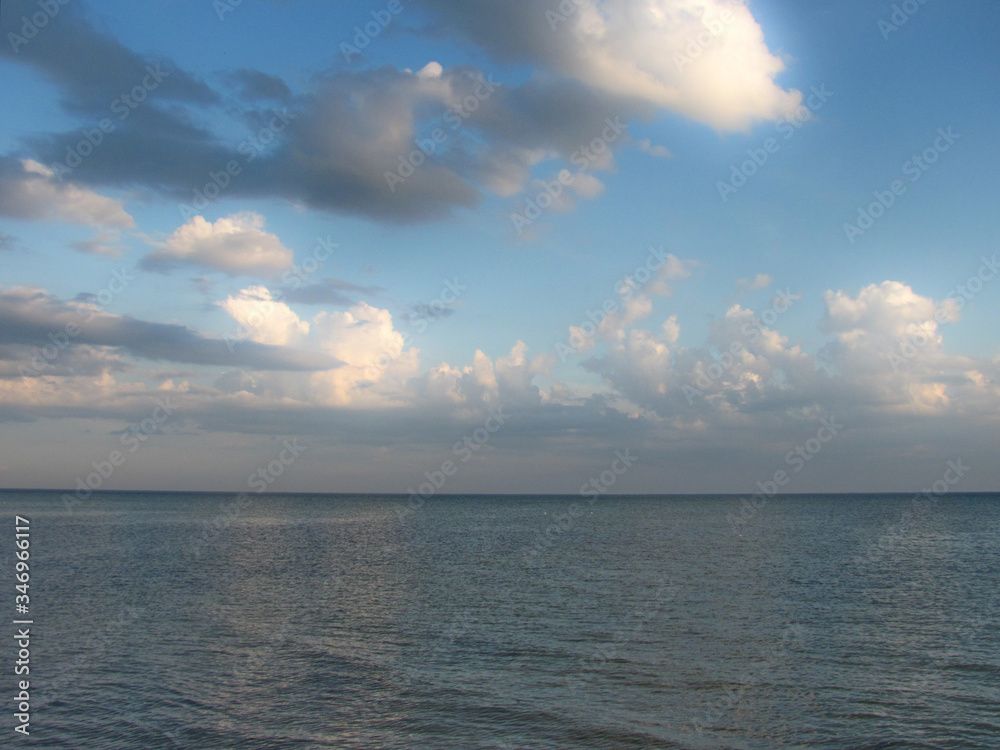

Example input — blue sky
[1,0,998,494]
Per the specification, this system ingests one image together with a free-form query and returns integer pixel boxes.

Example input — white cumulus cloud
[144,213,294,277]
[220,286,310,347]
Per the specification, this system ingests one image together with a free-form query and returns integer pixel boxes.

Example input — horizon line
[2,488,998,498]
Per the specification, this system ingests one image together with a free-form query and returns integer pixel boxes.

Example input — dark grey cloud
[0,0,218,117]
[25,108,233,200]
[250,67,482,222]
[3,0,233,204]
[405,301,457,324]
[410,0,565,68]
[0,396,192,426]
[187,398,649,450]
[238,67,633,222]
[0,343,129,379]
[3,0,641,225]
[0,287,340,372]
[20,64,486,223]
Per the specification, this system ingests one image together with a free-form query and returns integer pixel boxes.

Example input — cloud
[211,296,422,407]
[661,315,681,343]
[226,68,293,104]
[2,0,229,213]
[576,280,997,427]
[406,301,458,324]
[0,341,130,380]
[823,280,960,343]
[570,172,606,199]
[413,340,552,408]
[3,276,997,493]
[566,252,696,353]
[4,0,799,227]
[0,158,133,227]
[817,281,971,413]
[646,251,697,295]
[0,0,218,116]
[637,138,672,158]
[414,0,802,131]
[142,213,294,277]
[219,286,310,347]
[308,302,420,406]
[256,65,483,221]
[0,286,337,372]
[212,288,549,410]
[737,273,772,292]
[72,229,126,257]
[282,278,384,306]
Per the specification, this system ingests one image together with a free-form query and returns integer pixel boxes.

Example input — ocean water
[1,491,998,749]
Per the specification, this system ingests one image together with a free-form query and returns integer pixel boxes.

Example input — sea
[1,490,998,749]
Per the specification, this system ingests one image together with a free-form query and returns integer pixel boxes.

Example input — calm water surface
[2,491,998,749]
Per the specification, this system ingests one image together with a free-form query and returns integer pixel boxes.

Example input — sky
[0,0,998,495]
